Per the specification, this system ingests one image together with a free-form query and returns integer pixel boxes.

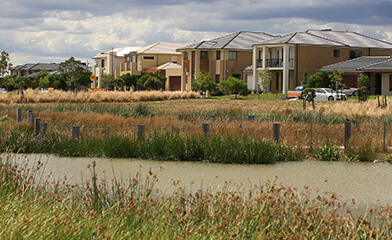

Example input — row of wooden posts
[16,108,370,151]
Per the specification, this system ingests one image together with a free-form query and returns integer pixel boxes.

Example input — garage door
[247,75,254,90]
[169,76,181,91]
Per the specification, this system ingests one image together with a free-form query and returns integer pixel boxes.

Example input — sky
[2,0,392,67]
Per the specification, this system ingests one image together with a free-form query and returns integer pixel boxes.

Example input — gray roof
[178,31,274,51]
[12,63,60,71]
[321,56,392,72]
[255,30,392,49]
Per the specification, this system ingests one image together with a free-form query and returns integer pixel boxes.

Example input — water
[8,154,392,206]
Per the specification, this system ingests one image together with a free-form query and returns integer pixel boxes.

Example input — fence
[11,108,391,152]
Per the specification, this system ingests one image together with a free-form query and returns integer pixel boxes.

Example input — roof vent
[321,28,332,31]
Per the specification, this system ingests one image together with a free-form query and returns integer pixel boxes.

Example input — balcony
[256,58,294,69]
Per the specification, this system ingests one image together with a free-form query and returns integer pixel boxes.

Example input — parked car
[314,88,347,101]
[0,88,7,93]
[333,85,357,96]
[287,84,306,99]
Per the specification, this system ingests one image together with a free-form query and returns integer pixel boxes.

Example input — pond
[9,154,392,207]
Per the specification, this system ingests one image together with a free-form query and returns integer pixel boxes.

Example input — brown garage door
[169,76,181,91]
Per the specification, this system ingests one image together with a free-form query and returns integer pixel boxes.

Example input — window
[200,51,208,60]
[276,72,279,90]
[233,74,241,80]
[143,56,155,60]
[334,49,340,58]
[101,59,105,68]
[216,51,221,60]
[184,52,189,60]
[171,56,178,63]
[228,51,237,60]
[215,74,220,83]
[390,75,392,91]
[350,51,362,59]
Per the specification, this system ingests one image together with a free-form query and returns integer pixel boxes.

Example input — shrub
[317,142,341,161]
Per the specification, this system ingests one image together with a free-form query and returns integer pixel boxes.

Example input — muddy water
[9,154,392,206]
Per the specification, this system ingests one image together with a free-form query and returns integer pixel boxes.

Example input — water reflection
[9,154,392,206]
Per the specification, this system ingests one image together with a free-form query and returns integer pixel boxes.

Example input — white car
[314,88,347,101]
[339,86,357,96]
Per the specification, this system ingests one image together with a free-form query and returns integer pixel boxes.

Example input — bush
[317,142,341,161]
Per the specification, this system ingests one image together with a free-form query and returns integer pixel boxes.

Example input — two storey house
[251,29,392,93]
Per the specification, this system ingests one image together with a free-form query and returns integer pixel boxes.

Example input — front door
[376,74,382,95]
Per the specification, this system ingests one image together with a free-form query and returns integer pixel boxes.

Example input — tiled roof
[138,42,191,55]
[157,62,181,70]
[321,56,392,72]
[178,31,274,51]
[255,30,392,49]
[11,63,60,71]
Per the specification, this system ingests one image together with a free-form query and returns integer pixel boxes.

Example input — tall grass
[0,127,304,164]
[0,89,200,104]
[0,153,392,238]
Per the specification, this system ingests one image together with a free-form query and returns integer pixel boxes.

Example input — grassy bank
[0,126,303,164]
[1,153,392,239]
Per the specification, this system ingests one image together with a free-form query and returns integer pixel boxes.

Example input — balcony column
[262,46,267,70]
[252,45,257,90]
[282,44,290,94]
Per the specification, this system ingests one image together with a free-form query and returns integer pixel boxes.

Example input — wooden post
[137,125,145,141]
[344,121,351,151]
[72,126,80,141]
[27,110,32,123]
[171,125,174,134]
[293,117,299,122]
[239,123,242,135]
[210,114,216,123]
[149,114,155,120]
[31,114,36,125]
[248,115,255,121]
[273,122,280,143]
[107,125,110,137]
[202,123,210,136]
[34,118,41,136]
[310,122,313,151]
[384,122,386,152]
[17,108,22,122]
[41,123,48,135]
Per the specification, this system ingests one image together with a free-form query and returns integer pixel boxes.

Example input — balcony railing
[256,58,294,68]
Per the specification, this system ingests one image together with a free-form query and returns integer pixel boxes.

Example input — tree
[331,68,344,99]
[58,57,91,90]
[137,72,166,90]
[220,76,249,99]
[303,87,316,109]
[14,76,31,90]
[191,72,218,94]
[0,51,12,77]
[101,73,113,90]
[357,74,370,102]
[257,68,272,98]
[33,69,49,88]
[305,70,332,88]
[117,73,137,89]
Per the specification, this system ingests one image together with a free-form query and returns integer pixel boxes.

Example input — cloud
[2,0,392,66]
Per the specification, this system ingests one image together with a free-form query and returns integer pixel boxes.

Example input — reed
[0,89,200,104]
[0,153,391,238]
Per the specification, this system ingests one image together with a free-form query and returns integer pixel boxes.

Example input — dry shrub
[0,89,200,104]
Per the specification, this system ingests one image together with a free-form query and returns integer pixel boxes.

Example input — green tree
[59,57,91,90]
[357,74,370,102]
[220,76,249,99]
[305,70,332,88]
[357,73,370,89]
[191,72,218,93]
[101,73,113,90]
[257,68,272,93]
[14,76,31,90]
[138,72,166,90]
[117,73,137,89]
[0,51,11,77]
[331,68,344,98]
[303,87,316,109]
[33,69,49,88]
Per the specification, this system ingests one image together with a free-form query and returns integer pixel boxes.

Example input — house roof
[255,29,392,49]
[157,62,182,70]
[137,42,191,55]
[93,46,142,59]
[178,31,274,51]
[11,63,60,71]
[321,56,392,72]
